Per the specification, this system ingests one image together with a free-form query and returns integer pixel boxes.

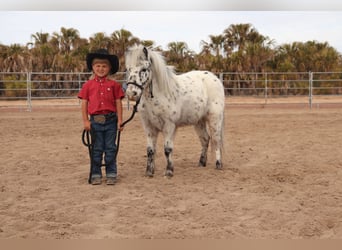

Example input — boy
[78,49,125,185]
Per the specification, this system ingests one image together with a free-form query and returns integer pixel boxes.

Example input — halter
[127,80,154,98]
[127,81,144,91]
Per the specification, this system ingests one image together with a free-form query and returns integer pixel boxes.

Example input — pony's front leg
[145,130,158,177]
[164,125,176,177]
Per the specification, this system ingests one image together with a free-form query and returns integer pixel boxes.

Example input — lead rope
[82,128,95,184]
[114,95,141,159]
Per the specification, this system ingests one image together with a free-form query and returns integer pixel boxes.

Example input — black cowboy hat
[86,49,119,74]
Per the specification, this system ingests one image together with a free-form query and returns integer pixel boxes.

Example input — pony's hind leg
[208,113,224,170]
[163,124,176,177]
[164,146,173,177]
[194,120,210,167]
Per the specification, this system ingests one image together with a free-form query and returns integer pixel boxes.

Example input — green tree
[59,27,80,54]
[223,23,258,53]
[89,32,110,51]
[30,32,54,71]
[274,41,340,72]
[165,41,191,71]
[1,44,29,72]
[110,29,140,71]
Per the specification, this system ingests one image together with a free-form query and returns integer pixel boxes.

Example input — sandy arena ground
[1,101,342,239]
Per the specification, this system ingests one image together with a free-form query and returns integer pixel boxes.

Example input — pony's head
[125,45,174,100]
[125,45,153,100]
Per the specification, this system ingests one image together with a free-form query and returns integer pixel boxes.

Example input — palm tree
[110,29,140,71]
[31,32,49,46]
[224,23,275,72]
[2,44,29,72]
[0,44,30,97]
[207,34,225,58]
[59,27,80,54]
[274,41,340,72]
[198,40,214,70]
[110,29,140,53]
[71,37,89,72]
[89,32,110,51]
[245,36,275,72]
[48,28,80,72]
[165,41,191,71]
[273,43,298,72]
[207,34,225,71]
[223,23,258,53]
[30,32,54,71]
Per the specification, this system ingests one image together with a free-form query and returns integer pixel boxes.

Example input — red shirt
[78,76,125,115]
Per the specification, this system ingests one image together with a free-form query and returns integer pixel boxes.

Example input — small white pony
[125,45,225,177]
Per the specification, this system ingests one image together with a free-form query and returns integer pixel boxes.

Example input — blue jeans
[90,113,118,178]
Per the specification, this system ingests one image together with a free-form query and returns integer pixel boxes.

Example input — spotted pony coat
[125,45,225,177]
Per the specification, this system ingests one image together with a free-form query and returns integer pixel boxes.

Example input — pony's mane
[126,45,176,96]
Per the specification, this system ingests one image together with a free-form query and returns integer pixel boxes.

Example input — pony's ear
[143,47,148,59]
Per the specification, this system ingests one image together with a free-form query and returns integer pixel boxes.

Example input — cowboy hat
[86,49,119,74]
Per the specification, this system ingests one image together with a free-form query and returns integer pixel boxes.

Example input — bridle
[126,62,154,99]
[126,78,154,99]
[126,81,144,91]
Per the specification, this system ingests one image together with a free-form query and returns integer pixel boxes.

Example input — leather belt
[91,113,116,124]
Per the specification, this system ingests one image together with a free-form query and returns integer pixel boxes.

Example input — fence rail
[1,71,342,111]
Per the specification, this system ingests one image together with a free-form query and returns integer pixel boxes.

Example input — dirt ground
[1,103,342,239]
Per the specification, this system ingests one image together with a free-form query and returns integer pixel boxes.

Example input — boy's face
[92,59,111,78]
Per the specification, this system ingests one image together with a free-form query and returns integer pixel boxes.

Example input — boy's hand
[118,122,124,131]
[84,120,91,131]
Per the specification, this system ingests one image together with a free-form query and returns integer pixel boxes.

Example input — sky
[1,1,342,54]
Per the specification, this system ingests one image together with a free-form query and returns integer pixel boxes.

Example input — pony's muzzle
[125,87,137,98]
[126,82,143,99]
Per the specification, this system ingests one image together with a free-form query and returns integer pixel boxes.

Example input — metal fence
[0,72,126,111]
[1,71,342,111]
[220,71,342,107]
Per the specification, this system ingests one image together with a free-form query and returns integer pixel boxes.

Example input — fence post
[219,73,223,84]
[78,73,82,106]
[264,72,268,104]
[309,71,313,109]
[219,72,224,96]
[27,72,32,111]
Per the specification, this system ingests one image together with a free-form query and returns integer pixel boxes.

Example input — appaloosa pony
[125,45,225,177]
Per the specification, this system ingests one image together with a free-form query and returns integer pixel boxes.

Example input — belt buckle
[94,115,106,124]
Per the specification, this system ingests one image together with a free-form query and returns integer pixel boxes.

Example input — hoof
[145,171,154,177]
[198,162,207,167]
[215,160,223,170]
[198,155,207,167]
[164,169,174,178]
